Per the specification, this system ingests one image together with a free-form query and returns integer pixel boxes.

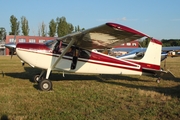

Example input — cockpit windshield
[44,39,58,50]
[44,39,91,59]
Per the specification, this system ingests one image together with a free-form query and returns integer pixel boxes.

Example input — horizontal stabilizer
[155,70,176,79]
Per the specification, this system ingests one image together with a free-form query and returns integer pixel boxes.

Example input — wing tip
[106,22,149,37]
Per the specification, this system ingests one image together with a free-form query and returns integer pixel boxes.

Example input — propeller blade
[10,49,14,59]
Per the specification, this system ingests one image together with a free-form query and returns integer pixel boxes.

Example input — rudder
[138,38,162,70]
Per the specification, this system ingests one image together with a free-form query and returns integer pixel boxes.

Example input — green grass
[0,56,180,120]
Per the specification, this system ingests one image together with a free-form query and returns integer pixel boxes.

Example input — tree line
[0,15,84,40]
[0,15,179,47]
[161,39,180,47]
[139,38,180,47]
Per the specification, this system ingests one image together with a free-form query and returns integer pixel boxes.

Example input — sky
[0,0,180,40]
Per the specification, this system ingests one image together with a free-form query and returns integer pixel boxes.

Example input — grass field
[0,56,180,120]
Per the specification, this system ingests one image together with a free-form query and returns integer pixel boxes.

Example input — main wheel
[38,79,52,91]
[33,75,40,83]
[33,74,45,83]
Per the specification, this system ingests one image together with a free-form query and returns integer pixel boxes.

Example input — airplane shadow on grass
[98,74,180,98]
[4,67,180,98]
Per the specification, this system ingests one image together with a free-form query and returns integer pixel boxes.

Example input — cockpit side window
[79,49,91,59]
[65,47,74,56]
[49,40,91,59]
[53,41,67,54]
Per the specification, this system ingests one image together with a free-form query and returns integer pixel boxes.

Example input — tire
[33,75,40,83]
[38,79,52,91]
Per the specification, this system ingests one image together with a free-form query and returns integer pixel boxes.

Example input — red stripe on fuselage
[126,59,160,71]
[17,43,51,51]
[17,48,142,72]
[90,52,138,67]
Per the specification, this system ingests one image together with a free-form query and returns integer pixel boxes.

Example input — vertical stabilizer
[139,39,162,70]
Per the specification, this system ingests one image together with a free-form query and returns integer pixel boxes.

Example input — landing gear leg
[38,68,52,91]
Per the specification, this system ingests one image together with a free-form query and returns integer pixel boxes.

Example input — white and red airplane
[5,23,169,91]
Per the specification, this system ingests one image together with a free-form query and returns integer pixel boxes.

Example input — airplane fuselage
[16,40,160,76]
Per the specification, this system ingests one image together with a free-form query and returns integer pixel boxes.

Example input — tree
[139,38,150,47]
[9,15,20,35]
[68,23,74,33]
[0,27,6,41]
[56,16,74,37]
[145,38,150,47]
[38,22,47,37]
[48,19,57,37]
[21,16,29,36]
[75,25,80,32]
[56,17,67,37]
[75,25,85,32]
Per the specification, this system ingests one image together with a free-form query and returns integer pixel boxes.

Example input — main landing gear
[38,79,52,91]
[33,69,52,91]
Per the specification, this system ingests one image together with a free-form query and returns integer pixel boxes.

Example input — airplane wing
[116,48,146,59]
[112,46,180,54]
[50,23,149,70]
[112,47,140,53]
[162,46,180,52]
[58,23,149,50]
[111,47,167,61]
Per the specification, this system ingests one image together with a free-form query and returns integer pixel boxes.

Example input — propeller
[4,42,16,59]
[6,23,18,58]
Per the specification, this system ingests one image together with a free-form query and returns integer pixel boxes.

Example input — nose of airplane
[5,42,16,49]
[5,42,16,58]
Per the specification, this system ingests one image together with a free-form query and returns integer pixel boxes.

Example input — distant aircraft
[5,22,174,91]
[112,46,180,60]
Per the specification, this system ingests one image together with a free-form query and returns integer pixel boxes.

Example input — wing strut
[45,38,76,79]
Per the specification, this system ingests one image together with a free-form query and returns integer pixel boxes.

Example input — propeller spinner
[4,42,16,58]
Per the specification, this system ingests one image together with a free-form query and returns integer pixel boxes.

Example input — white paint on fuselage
[16,48,142,75]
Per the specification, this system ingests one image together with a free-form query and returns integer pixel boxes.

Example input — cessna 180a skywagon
[5,23,169,91]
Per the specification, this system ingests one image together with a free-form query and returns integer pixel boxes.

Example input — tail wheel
[156,77,161,83]
[38,79,52,91]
